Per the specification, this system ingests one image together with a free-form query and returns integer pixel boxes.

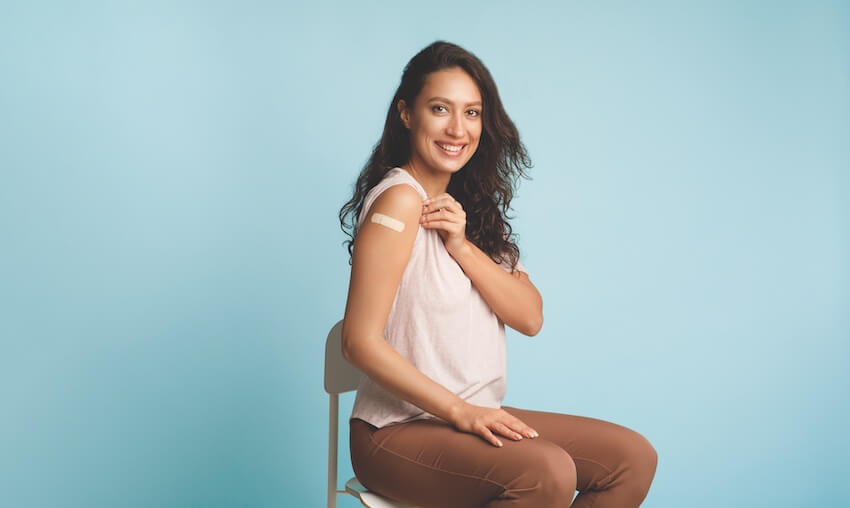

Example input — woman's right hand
[449,402,540,447]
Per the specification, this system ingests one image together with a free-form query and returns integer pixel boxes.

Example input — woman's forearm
[343,336,467,424]
[450,239,543,335]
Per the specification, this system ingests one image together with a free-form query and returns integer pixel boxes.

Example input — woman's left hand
[420,193,467,256]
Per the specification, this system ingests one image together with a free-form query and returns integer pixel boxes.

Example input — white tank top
[348,167,528,429]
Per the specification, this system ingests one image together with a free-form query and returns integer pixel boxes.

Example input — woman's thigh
[350,416,577,508]
[500,405,658,497]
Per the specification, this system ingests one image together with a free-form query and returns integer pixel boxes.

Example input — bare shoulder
[372,183,423,211]
[367,183,423,224]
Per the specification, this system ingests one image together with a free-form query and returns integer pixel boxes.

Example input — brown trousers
[350,405,658,507]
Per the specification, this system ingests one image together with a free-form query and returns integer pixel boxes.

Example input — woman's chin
[436,157,469,173]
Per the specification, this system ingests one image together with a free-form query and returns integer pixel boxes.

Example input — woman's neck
[399,160,451,199]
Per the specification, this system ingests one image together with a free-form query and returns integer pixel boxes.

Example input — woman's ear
[397,100,410,129]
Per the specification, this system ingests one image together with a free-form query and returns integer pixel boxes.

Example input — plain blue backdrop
[1,1,848,506]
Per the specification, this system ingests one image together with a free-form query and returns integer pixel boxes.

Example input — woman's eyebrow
[427,96,482,107]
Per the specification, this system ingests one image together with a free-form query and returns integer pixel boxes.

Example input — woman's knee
[621,430,658,501]
[536,446,578,502]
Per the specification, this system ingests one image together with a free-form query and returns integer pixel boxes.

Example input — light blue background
[1,1,848,507]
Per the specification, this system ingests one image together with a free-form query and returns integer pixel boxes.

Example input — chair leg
[328,393,339,508]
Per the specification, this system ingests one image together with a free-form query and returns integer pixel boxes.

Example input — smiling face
[398,67,483,177]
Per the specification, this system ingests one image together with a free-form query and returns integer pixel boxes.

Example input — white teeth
[437,143,463,152]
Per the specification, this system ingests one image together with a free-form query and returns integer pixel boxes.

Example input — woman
[338,41,658,507]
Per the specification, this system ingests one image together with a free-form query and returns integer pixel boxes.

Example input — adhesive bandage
[370,212,405,232]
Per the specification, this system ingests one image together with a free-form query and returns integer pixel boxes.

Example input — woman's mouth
[435,141,465,157]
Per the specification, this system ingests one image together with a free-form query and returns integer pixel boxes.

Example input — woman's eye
[431,105,480,116]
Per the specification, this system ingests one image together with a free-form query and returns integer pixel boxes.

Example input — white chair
[324,319,417,508]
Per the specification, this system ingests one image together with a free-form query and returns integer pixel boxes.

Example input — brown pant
[350,405,658,507]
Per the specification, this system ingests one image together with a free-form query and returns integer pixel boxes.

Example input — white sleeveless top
[348,167,528,429]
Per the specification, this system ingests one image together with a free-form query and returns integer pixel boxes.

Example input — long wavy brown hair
[338,40,532,271]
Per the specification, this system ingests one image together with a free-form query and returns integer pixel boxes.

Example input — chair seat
[345,477,417,508]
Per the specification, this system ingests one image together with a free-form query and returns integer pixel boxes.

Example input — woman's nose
[446,112,465,137]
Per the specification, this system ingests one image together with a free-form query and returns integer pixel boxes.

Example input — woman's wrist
[447,399,469,425]
[447,238,473,261]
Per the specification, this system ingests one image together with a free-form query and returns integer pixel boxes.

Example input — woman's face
[398,66,483,176]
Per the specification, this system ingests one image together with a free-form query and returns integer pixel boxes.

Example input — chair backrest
[326,318,362,508]
[324,319,415,508]
[324,318,363,395]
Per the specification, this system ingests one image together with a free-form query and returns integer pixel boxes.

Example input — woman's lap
[350,414,573,507]
[350,405,657,507]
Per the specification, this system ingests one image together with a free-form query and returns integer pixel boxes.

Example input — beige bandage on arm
[370,212,405,232]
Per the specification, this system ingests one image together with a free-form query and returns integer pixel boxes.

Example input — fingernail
[531,431,539,438]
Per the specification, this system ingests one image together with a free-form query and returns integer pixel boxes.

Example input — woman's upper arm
[342,184,423,357]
